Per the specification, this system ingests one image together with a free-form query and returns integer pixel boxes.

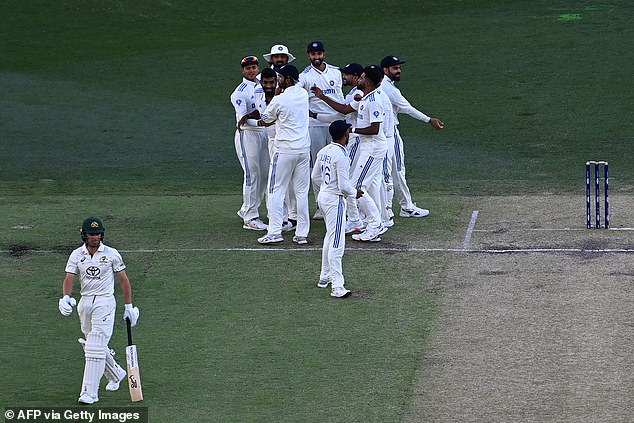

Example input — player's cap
[277,64,300,81]
[341,63,364,76]
[82,217,105,234]
[263,45,296,63]
[240,55,259,67]
[363,65,384,85]
[329,120,352,140]
[380,55,406,68]
[307,41,325,52]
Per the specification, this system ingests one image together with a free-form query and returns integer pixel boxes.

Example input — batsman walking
[58,217,140,404]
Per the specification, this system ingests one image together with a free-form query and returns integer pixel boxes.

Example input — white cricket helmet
[263,44,296,63]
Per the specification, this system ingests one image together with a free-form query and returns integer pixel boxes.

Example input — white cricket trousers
[235,129,270,221]
[266,150,310,237]
[318,192,347,288]
[309,126,332,204]
[78,294,120,398]
[380,136,396,221]
[347,141,385,230]
[391,126,416,211]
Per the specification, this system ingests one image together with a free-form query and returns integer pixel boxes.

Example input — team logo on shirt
[236,99,242,106]
[86,266,101,279]
[81,257,86,263]
[330,80,335,86]
[374,111,380,118]
[99,256,109,264]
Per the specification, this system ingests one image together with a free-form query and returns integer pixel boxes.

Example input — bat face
[126,345,143,402]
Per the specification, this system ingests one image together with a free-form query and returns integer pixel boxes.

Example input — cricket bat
[125,317,144,402]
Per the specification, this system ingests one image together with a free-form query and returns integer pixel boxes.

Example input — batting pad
[84,332,108,359]
[104,348,125,382]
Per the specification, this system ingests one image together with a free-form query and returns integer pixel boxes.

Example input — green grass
[1,0,633,421]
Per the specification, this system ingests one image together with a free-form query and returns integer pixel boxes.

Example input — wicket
[586,161,609,229]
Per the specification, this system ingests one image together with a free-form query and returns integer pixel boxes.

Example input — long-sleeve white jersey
[261,84,310,153]
[380,75,430,126]
[298,63,345,126]
[65,243,126,297]
[311,142,357,197]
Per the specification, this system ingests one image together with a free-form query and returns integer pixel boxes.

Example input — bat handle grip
[126,317,133,346]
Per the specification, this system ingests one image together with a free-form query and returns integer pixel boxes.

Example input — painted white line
[4,247,634,254]
[463,211,479,249]
[474,227,634,232]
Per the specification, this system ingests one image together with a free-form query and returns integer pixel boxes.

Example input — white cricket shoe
[313,208,324,220]
[331,287,351,298]
[399,205,430,218]
[292,235,308,245]
[317,279,330,288]
[378,224,388,235]
[345,220,366,234]
[352,226,381,242]
[282,220,296,232]
[383,218,394,228]
[78,393,99,404]
[243,219,268,231]
[105,367,127,392]
[258,234,284,244]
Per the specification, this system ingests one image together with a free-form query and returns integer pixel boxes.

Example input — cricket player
[231,55,270,231]
[256,64,311,245]
[380,55,444,218]
[263,44,296,68]
[298,41,345,220]
[239,67,297,232]
[312,120,364,298]
[311,66,388,240]
[58,217,140,404]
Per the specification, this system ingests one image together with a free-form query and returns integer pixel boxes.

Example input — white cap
[263,44,296,63]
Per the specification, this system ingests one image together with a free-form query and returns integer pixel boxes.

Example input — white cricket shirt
[261,84,310,153]
[230,78,266,133]
[311,143,357,197]
[65,243,126,296]
[381,75,430,126]
[298,64,345,126]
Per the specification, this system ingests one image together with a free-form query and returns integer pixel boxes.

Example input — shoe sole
[317,281,330,288]
[352,236,381,242]
[258,238,284,244]
[243,225,268,231]
[399,211,430,218]
[331,291,351,298]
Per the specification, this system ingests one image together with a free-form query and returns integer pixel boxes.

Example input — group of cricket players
[231,41,444,298]
[54,41,444,406]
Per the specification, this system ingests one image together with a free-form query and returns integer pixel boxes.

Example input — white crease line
[463,210,479,249]
[4,247,634,254]
[474,227,634,232]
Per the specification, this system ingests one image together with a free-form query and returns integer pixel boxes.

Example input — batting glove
[124,304,140,327]
[58,295,77,316]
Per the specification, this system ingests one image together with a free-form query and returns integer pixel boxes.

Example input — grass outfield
[1,0,633,421]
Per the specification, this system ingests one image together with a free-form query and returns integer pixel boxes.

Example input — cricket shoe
[78,393,99,404]
[282,219,296,232]
[258,234,284,244]
[352,226,382,242]
[105,367,127,392]
[331,287,351,298]
[345,220,366,234]
[243,218,268,231]
[383,218,394,228]
[292,235,308,245]
[378,224,388,235]
[313,208,324,220]
[399,205,429,218]
[317,279,330,288]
